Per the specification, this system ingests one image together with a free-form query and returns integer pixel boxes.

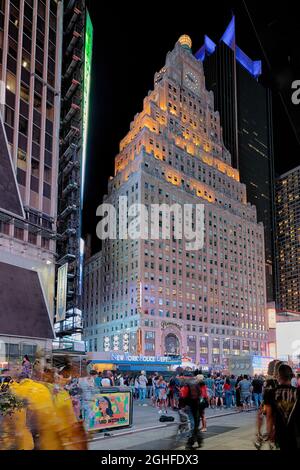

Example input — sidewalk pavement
[88,398,255,441]
[202,423,256,450]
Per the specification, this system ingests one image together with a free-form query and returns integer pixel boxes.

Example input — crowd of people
[1,355,300,451]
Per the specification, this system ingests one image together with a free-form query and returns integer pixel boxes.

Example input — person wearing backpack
[179,375,204,450]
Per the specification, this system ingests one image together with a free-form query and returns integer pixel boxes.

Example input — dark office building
[196,17,275,302]
[0,0,59,359]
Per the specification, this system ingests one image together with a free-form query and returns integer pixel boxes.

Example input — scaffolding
[56,0,87,338]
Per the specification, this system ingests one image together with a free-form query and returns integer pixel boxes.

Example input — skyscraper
[55,0,93,339]
[83,250,102,353]
[276,166,300,314]
[84,35,269,366]
[197,17,275,303]
[0,0,62,357]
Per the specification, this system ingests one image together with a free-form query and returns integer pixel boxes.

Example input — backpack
[215,379,224,394]
[159,415,175,422]
[189,383,201,401]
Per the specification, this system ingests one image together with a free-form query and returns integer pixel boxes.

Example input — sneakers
[158,409,162,414]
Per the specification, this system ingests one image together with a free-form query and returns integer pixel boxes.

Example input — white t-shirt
[139,375,148,388]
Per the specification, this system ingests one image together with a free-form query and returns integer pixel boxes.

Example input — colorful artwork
[84,391,132,432]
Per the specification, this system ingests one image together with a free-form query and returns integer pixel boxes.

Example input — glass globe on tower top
[178,34,192,50]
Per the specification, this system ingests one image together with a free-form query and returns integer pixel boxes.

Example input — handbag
[199,396,209,409]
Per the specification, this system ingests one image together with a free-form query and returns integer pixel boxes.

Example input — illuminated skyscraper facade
[84,36,269,366]
[276,166,300,314]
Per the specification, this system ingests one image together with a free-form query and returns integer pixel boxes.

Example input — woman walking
[157,376,168,414]
[224,377,232,409]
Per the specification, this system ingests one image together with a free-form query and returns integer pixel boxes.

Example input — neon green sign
[81,10,93,207]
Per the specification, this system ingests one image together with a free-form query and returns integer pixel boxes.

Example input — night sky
[83,1,300,254]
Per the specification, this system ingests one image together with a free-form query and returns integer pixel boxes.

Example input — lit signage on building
[110,353,179,364]
[56,263,68,322]
[276,322,300,362]
[81,10,93,208]
[267,307,276,329]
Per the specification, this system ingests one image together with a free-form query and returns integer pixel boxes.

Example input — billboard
[56,263,68,322]
[84,390,132,432]
[276,322,300,362]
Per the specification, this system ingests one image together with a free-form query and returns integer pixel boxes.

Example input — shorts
[207,388,215,398]
[240,393,251,404]
[215,391,223,398]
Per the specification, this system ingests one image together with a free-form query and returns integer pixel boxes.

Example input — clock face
[184,70,200,94]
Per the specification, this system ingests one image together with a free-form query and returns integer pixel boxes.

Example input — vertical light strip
[81,9,93,209]
[12,0,25,169]
[0,0,10,118]
[25,0,38,208]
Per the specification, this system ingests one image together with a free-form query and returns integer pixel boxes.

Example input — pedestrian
[179,375,204,450]
[197,374,209,432]
[223,376,232,409]
[264,363,300,450]
[146,375,152,399]
[94,371,102,387]
[138,371,148,405]
[134,376,139,399]
[251,374,263,409]
[204,374,215,408]
[21,355,32,378]
[235,375,243,411]
[152,373,160,407]
[157,376,168,414]
[291,374,298,388]
[214,373,224,408]
[168,375,180,410]
[229,375,236,406]
[238,375,252,411]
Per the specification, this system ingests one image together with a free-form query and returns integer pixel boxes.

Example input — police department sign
[110,353,176,363]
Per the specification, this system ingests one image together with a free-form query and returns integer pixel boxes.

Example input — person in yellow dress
[0,361,87,450]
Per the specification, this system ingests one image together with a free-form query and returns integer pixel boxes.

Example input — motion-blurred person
[43,366,87,450]
[9,369,63,449]
[197,374,209,432]
[21,355,32,378]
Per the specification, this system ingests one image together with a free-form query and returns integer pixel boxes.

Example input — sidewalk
[89,399,254,441]
[202,424,256,450]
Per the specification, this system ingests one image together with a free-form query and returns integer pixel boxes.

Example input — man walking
[138,371,148,406]
[179,375,204,450]
[264,364,300,450]
[238,375,252,410]
[252,374,263,409]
